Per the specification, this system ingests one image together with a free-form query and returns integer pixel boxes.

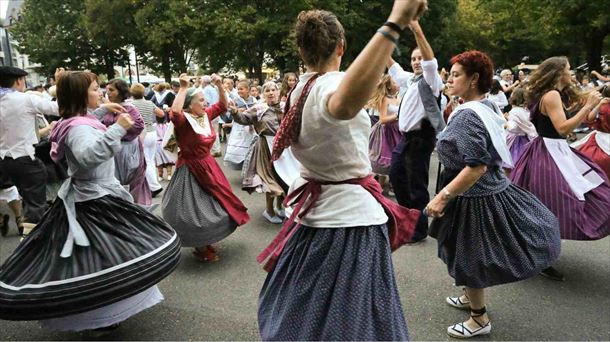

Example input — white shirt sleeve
[28,94,59,116]
[388,62,414,89]
[421,58,443,96]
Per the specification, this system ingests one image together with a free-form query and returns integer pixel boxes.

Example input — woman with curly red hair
[426,50,561,338]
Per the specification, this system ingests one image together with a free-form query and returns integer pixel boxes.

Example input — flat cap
[0,66,28,77]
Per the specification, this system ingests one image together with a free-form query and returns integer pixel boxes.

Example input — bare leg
[463,287,489,329]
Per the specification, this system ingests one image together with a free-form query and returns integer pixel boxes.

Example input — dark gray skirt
[258,224,409,341]
[162,165,237,247]
[0,196,181,320]
[430,184,561,288]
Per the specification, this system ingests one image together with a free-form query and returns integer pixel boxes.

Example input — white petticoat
[39,286,163,332]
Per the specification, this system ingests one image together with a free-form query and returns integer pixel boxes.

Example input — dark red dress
[161,102,249,247]
[578,103,610,178]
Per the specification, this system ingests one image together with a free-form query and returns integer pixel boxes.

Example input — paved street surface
[0,147,609,341]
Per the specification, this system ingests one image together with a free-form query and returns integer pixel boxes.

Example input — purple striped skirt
[510,137,610,240]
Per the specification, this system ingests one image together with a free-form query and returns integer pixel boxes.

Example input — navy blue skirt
[430,184,561,288]
[258,223,409,341]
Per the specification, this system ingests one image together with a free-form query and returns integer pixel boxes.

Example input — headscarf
[183,88,200,110]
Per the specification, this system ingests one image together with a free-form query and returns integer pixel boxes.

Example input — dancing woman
[93,79,151,206]
[426,51,560,338]
[224,80,257,170]
[572,86,610,178]
[510,57,609,280]
[0,71,180,331]
[162,74,249,262]
[257,1,426,340]
[504,86,537,168]
[368,74,402,189]
[233,82,287,224]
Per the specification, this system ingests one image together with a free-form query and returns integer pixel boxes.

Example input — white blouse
[287,72,388,228]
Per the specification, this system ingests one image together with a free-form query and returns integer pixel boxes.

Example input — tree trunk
[161,49,172,82]
[585,29,606,74]
[104,55,115,79]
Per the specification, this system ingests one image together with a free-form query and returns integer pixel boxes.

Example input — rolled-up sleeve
[421,58,443,96]
[388,62,413,89]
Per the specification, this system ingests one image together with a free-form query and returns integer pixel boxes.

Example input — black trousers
[389,123,436,241]
[0,156,47,223]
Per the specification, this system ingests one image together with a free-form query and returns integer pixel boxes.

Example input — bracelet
[376,28,398,45]
[383,21,403,34]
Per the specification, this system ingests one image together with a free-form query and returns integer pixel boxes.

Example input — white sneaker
[262,210,282,224]
[447,320,491,338]
[275,208,286,219]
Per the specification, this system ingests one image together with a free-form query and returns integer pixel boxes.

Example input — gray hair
[202,75,212,84]
[262,81,279,93]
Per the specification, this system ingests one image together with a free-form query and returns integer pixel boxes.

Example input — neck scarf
[50,114,107,163]
[271,73,324,161]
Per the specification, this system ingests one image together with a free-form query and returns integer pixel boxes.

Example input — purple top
[97,103,144,141]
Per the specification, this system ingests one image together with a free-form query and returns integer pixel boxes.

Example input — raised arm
[327,0,428,120]
[387,58,413,89]
[410,20,433,61]
[171,73,191,116]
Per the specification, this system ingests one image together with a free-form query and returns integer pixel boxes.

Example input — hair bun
[295,10,345,69]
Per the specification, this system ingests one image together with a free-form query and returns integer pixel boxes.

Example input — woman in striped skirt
[0,71,180,331]
[161,74,250,262]
[510,57,610,281]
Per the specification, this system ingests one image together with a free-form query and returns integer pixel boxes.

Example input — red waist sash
[257,174,420,271]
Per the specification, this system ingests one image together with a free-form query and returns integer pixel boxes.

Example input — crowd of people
[0,0,609,340]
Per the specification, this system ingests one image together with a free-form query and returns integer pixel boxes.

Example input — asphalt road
[0,148,608,341]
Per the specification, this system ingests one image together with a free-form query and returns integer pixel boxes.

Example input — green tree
[10,0,95,76]
[84,0,138,78]
[133,0,202,81]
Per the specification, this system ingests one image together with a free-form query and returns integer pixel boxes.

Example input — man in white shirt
[387,20,444,243]
[0,66,59,230]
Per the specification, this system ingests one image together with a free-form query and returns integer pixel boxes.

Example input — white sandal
[447,307,491,339]
[446,295,470,310]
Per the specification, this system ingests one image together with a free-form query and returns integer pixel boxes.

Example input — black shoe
[151,188,163,198]
[540,266,565,281]
[0,215,9,237]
